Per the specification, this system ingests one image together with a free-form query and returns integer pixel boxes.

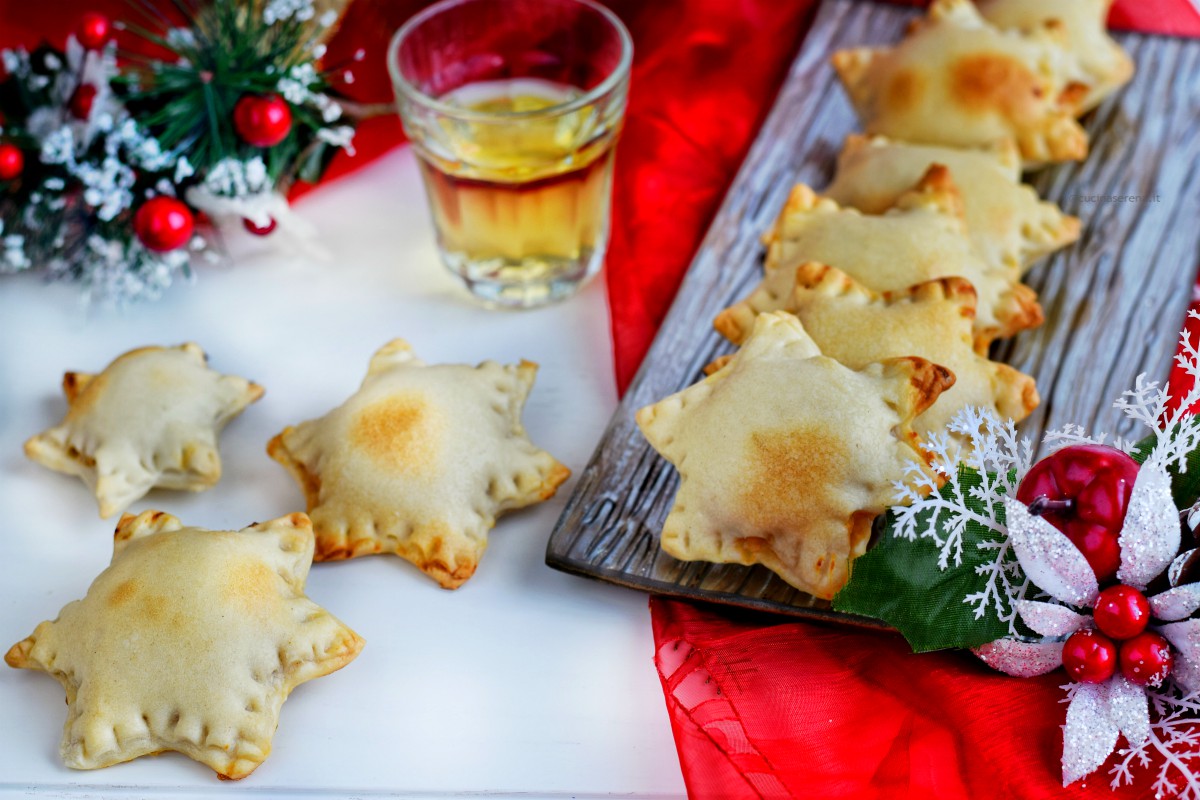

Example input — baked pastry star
[24,343,264,518]
[977,0,1134,113]
[824,134,1079,275]
[636,311,954,599]
[715,263,1039,438]
[5,511,364,780]
[758,165,1041,349]
[267,340,570,589]
[832,0,1088,164]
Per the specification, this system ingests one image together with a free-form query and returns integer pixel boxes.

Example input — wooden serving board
[545,0,1200,621]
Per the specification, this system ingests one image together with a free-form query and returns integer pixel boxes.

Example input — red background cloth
[5,1,1200,796]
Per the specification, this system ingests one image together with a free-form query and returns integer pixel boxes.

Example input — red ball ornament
[134,197,195,252]
[1119,632,1173,686]
[0,143,23,180]
[243,217,277,236]
[1093,585,1151,640]
[1062,629,1118,684]
[77,13,112,50]
[233,94,292,148]
[1016,444,1139,582]
[70,85,98,120]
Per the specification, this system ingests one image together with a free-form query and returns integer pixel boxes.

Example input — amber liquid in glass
[415,79,618,306]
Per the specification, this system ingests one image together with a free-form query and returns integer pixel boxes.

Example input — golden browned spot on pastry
[882,68,924,115]
[949,53,1038,119]
[350,394,440,471]
[222,561,279,612]
[108,579,139,606]
[739,428,844,530]
[140,593,169,622]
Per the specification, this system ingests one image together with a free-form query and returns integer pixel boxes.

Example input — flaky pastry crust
[5,511,364,780]
[637,312,954,599]
[23,343,263,518]
[831,0,1089,165]
[267,340,570,589]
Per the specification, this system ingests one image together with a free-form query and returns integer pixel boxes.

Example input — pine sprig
[0,0,360,304]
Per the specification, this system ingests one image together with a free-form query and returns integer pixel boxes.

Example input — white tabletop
[0,147,688,798]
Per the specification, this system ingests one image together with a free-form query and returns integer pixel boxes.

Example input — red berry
[1016,444,1139,582]
[1062,629,1118,683]
[134,197,194,252]
[0,143,23,180]
[243,217,277,236]
[77,13,112,50]
[1119,632,1173,686]
[233,94,292,148]
[70,85,98,120]
[1093,585,1151,640]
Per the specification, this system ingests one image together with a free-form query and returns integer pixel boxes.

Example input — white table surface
[0,147,688,799]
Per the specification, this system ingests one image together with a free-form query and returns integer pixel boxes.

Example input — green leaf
[1130,433,1200,509]
[834,514,1011,653]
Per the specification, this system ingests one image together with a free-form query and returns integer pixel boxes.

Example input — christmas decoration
[1016,444,1140,582]
[835,312,1200,795]
[1063,629,1119,683]
[68,84,97,120]
[0,143,23,180]
[134,197,194,253]
[243,216,278,236]
[0,0,361,304]
[76,13,111,51]
[233,94,293,148]
[1094,585,1152,640]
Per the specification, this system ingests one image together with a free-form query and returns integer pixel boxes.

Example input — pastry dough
[978,0,1134,113]
[831,0,1088,164]
[5,511,364,780]
[267,340,570,589]
[759,166,1041,349]
[636,311,953,599]
[825,134,1079,274]
[24,344,264,518]
[715,263,1039,437]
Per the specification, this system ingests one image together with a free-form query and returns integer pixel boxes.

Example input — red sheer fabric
[652,598,1163,799]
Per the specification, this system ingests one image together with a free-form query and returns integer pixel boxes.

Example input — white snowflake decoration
[890,407,1037,634]
[893,311,1200,795]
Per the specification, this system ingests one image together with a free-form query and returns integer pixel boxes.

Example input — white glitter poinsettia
[897,313,1200,796]
[976,461,1186,786]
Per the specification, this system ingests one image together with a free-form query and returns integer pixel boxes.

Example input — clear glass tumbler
[389,0,633,308]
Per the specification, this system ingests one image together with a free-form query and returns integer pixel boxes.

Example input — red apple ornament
[1062,629,1118,684]
[0,143,23,180]
[134,197,194,252]
[233,94,292,147]
[1016,444,1140,582]
[77,13,112,50]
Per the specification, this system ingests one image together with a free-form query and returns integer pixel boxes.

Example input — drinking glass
[389,0,632,308]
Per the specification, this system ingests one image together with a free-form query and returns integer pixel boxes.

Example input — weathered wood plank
[546,0,1200,621]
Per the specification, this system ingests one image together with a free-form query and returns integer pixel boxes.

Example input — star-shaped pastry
[757,165,1042,349]
[24,343,264,518]
[824,134,1079,275]
[267,340,571,589]
[636,311,954,599]
[977,0,1134,114]
[715,263,1039,437]
[832,0,1088,164]
[5,510,364,780]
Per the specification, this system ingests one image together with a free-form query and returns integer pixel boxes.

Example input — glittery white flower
[979,463,1189,786]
